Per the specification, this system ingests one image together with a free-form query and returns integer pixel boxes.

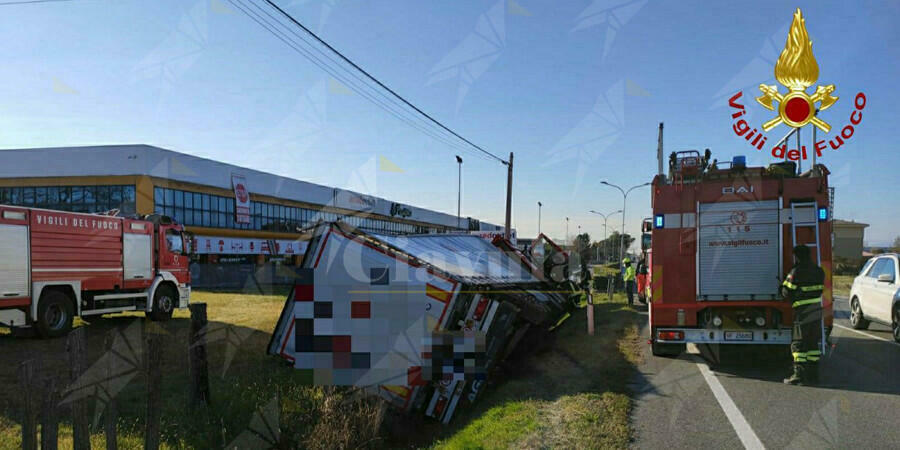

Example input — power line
[233,0,493,162]
[0,0,76,5]
[260,0,507,165]
[227,0,491,160]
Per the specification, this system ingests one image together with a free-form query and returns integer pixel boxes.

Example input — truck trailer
[649,152,833,357]
[0,205,192,337]
[268,222,574,423]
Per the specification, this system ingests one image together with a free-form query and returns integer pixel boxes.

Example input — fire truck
[648,151,832,357]
[0,205,191,337]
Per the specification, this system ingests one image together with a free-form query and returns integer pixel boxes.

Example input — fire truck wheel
[36,290,74,338]
[150,285,176,321]
[849,297,870,330]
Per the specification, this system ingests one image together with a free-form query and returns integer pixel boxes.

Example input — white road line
[833,323,899,346]
[695,360,766,450]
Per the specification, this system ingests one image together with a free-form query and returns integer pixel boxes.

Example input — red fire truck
[649,152,832,357]
[0,205,191,337]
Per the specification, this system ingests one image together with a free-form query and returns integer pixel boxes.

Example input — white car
[849,253,900,342]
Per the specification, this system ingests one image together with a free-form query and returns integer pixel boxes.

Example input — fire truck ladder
[790,201,826,354]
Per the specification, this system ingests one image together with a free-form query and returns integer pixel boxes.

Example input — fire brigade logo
[730,211,748,226]
[755,9,838,132]
[727,8,866,163]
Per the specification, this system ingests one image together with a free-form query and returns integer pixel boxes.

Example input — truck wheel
[149,285,176,321]
[849,297,870,330]
[36,290,74,338]
[651,341,685,358]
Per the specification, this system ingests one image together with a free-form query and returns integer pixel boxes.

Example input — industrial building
[0,145,507,286]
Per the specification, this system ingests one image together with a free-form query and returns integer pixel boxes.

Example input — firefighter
[782,244,825,385]
[623,257,636,306]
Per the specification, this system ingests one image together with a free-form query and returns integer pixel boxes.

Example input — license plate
[724,331,754,341]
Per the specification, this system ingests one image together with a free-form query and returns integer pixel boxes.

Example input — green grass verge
[432,293,643,449]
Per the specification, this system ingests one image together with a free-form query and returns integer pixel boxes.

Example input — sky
[1,0,898,247]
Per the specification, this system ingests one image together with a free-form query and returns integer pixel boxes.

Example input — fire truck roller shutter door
[0,224,29,299]
[698,200,780,300]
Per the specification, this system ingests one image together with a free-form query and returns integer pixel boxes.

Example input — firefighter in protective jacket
[782,245,825,385]
[623,258,636,306]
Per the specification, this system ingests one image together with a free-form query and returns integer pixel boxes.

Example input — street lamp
[537,201,542,235]
[456,155,463,229]
[589,209,622,262]
[565,217,570,246]
[600,181,650,267]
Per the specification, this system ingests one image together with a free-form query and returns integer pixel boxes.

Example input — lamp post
[537,201,542,235]
[456,155,463,229]
[589,209,622,262]
[600,181,650,267]
[565,217,569,246]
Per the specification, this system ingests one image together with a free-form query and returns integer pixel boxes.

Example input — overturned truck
[268,222,576,423]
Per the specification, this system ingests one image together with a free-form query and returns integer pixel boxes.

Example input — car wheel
[892,307,900,344]
[149,286,176,321]
[850,297,870,330]
[36,290,74,338]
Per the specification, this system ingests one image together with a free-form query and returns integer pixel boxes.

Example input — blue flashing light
[654,214,664,229]
[817,207,828,221]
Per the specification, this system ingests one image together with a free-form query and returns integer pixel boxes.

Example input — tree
[892,236,900,253]
[594,231,635,263]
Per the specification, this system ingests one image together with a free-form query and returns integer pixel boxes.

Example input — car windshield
[1,3,898,449]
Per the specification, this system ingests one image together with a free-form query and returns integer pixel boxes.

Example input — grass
[0,285,644,449]
[433,293,643,449]
[0,287,380,449]
[833,274,854,297]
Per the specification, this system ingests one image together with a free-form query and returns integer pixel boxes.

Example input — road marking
[695,360,766,450]
[834,323,899,346]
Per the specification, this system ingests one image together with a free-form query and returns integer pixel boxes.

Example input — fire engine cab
[649,151,833,357]
[0,205,191,337]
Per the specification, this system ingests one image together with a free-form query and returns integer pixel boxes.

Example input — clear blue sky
[1,0,898,247]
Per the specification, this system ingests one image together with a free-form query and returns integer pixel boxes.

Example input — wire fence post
[144,330,162,450]
[17,359,38,450]
[40,373,59,450]
[189,303,211,407]
[66,327,90,450]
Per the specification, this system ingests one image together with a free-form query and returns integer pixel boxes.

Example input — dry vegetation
[0,288,644,449]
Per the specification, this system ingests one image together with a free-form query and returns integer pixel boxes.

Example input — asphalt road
[630,296,900,449]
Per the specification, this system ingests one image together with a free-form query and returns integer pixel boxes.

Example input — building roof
[833,219,869,228]
[0,144,497,230]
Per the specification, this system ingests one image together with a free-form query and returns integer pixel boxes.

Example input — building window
[1,185,135,214]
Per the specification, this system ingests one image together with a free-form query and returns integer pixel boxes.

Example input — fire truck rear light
[658,330,684,341]
[654,214,664,229]
[2,211,25,220]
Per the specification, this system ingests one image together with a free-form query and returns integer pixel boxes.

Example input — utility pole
[537,201,542,235]
[504,152,514,240]
[566,217,570,246]
[456,155,463,229]
[601,181,650,268]
[589,209,621,262]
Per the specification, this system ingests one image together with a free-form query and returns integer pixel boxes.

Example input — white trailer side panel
[698,200,780,300]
